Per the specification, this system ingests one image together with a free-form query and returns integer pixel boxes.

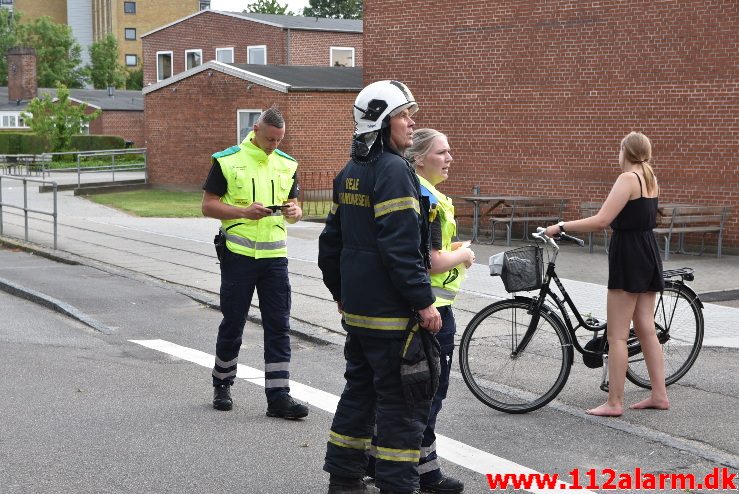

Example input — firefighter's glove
[399,319,441,407]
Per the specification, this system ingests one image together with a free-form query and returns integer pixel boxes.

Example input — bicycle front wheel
[459,298,572,414]
[626,282,704,388]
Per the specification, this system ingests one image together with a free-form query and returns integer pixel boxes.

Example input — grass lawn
[86,189,331,219]
[86,189,203,217]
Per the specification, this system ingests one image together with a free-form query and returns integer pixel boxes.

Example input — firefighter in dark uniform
[202,107,308,420]
[319,81,442,494]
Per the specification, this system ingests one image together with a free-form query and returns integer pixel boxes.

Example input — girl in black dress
[545,132,669,417]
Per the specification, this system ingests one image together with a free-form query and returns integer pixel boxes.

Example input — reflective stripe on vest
[417,175,464,307]
[215,131,297,259]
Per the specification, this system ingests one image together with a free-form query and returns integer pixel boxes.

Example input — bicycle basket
[498,245,543,293]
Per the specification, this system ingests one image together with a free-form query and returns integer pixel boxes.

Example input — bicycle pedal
[600,382,609,392]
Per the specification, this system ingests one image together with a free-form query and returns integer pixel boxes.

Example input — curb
[0,275,114,334]
[0,234,345,346]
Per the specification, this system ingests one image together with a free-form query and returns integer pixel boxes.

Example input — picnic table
[452,195,566,244]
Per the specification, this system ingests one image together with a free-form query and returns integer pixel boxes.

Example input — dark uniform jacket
[318,139,434,338]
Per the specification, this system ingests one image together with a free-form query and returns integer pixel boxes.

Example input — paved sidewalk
[1,173,738,348]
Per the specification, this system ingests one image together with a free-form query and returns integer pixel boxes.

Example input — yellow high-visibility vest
[418,175,465,307]
[214,131,298,259]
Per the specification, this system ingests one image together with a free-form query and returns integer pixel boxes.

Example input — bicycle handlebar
[532,227,586,248]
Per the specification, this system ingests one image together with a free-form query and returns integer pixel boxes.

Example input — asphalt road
[1,247,737,494]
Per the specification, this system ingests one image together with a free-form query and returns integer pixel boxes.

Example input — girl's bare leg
[629,291,669,410]
[587,289,637,417]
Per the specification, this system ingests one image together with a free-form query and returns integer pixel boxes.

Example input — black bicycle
[459,229,704,414]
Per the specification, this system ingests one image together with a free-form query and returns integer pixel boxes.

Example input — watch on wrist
[557,221,566,233]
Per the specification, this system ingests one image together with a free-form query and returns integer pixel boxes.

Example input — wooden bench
[489,198,567,245]
[654,205,729,260]
[580,201,610,254]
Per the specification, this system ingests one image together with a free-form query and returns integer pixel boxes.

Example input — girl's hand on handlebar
[544,224,561,237]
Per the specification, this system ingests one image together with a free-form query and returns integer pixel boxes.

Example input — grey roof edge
[141,10,362,38]
[142,60,289,95]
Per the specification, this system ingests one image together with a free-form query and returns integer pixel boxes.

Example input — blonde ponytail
[621,132,657,194]
[641,161,657,195]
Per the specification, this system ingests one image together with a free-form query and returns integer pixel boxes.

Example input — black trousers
[324,332,432,492]
[212,249,292,400]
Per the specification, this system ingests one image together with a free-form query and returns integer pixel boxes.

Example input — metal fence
[0,175,58,249]
[0,148,147,187]
[298,170,334,219]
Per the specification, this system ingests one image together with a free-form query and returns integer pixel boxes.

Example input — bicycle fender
[665,281,703,310]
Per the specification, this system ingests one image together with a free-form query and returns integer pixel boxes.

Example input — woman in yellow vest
[407,129,474,493]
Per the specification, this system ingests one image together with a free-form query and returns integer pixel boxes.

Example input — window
[216,47,233,64]
[156,51,173,81]
[247,45,266,65]
[185,49,202,70]
[238,110,261,143]
[199,1,210,9]
[125,54,138,66]
[124,1,135,14]
[330,47,355,67]
[124,28,136,40]
[1,113,27,128]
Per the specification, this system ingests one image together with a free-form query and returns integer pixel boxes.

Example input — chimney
[7,47,37,103]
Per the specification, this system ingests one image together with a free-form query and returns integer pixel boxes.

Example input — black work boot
[212,384,232,411]
[266,393,309,419]
[328,474,369,494]
[420,475,464,493]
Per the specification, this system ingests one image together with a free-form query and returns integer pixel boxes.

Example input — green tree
[0,9,19,85]
[86,34,127,89]
[303,0,362,19]
[21,83,101,152]
[16,16,87,88]
[245,0,293,15]
[125,67,143,90]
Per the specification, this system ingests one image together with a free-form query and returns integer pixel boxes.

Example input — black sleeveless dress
[607,173,664,293]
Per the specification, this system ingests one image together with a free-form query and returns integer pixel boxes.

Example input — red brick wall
[364,0,739,248]
[142,11,285,86]
[7,47,37,102]
[144,69,356,188]
[289,30,363,66]
[100,111,145,147]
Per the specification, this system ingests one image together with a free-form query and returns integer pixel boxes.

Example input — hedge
[0,133,126,155]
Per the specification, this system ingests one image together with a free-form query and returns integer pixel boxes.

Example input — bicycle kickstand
[599,354,609,392]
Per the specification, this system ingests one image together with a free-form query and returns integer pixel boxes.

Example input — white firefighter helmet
[353,80,418,136]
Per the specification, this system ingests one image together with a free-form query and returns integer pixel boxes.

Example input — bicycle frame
[513,240,700,364]
[513,258,605,359]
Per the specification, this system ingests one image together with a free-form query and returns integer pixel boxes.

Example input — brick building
[141,11,362,87]
[143,61,361,189]
[1,48,144,145]
[13,0,208,68]
[363,0,738,249]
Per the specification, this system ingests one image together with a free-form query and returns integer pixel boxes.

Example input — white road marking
[130,338,594,493]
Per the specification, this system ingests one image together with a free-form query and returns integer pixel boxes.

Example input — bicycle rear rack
[662,267,694,281]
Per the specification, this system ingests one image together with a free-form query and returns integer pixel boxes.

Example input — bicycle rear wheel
[626,281,704,388]
[459,298,572,414]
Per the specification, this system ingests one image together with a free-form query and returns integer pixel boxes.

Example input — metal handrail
[0,174,58,249]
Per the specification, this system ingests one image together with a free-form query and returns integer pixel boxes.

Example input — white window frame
[0,112,28,128]
[185,49,202,70]
[237,109,262,143]
[125,54,138,66]
[215,47,234,64]
[156,51,173,81]
[330,46,355,67]
[247,45,267,65]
